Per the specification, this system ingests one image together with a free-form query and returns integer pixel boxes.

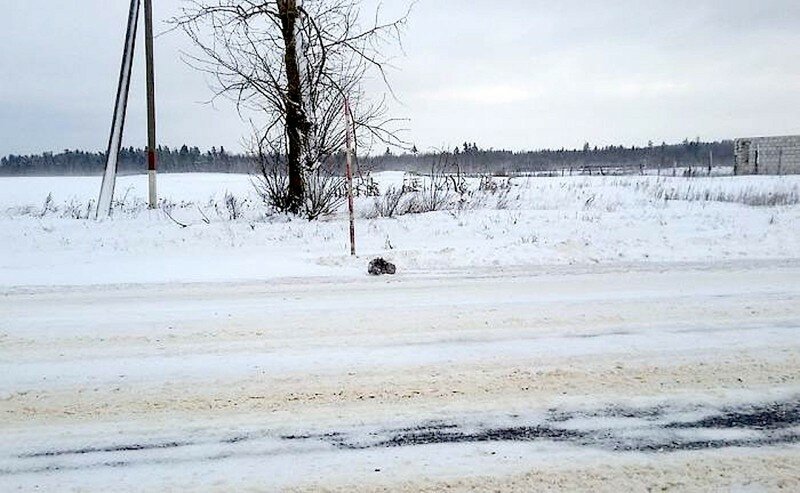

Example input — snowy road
[1,260,799,491]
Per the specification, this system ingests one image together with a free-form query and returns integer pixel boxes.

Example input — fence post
[708,149,713,176]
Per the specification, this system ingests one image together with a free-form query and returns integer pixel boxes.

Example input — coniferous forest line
[0,139,733,177]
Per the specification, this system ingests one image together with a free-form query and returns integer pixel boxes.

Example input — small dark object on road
[368,258,396,276]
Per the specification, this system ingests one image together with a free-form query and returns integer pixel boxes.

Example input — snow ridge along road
[1,260,799,491]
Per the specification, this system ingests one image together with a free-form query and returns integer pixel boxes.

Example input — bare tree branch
[171,0,412,213]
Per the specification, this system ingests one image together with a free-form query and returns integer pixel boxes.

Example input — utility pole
[97,0,140,218]
[144,0,158,208]
[344,99,356,256]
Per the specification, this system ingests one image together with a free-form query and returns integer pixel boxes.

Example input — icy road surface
[1,261,799,491]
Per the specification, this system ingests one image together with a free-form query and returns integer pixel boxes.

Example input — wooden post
[144,0,157,209]
[344,99,356,256]
[708,149,713,176]
[755,145,760,175]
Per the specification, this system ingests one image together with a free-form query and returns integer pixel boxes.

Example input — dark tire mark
[7,398,798,477]
[665,401,800,431]
[20,440,193,458]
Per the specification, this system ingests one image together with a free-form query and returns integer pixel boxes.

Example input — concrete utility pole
[97,0,140,218]
[144,0,158,208]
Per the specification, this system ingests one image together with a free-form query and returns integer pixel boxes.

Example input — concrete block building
[734,135,800,175]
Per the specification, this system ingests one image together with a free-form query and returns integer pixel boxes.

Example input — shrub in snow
[253,150,345,220]
[40,193,54,218]
[302,168,346,220]
[354,172,380,197]
[369,186,410,218]
[253,152,294,214]
[223,192,243,220]
[478,175,499,193]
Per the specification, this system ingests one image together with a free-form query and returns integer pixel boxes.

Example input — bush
[252,145,345,220]
[369,185,409,218]
[253,150,293,214]
[303,167,346,220]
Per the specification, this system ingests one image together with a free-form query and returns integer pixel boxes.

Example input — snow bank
[1,172,799,287]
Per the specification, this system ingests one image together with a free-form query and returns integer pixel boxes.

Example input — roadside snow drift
[1,172,799,286]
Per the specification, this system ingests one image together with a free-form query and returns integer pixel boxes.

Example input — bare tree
[175,0,411,214]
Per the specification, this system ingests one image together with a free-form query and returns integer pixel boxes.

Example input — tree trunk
[278,0,308,213]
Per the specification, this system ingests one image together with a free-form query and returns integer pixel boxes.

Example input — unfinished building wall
[735,135,800,175]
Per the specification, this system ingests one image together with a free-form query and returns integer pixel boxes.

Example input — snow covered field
[1,172,799,286]
[1,172,799,490]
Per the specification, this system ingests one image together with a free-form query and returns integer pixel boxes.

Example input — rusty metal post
[144,0,157,208]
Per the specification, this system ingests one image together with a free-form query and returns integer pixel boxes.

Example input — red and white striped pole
[344,99,356,256]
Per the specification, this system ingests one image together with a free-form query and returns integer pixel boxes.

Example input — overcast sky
[1,0,799,157]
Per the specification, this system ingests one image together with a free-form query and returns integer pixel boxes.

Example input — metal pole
[144,0,157,208]
[97,0,140,219]
[344,99,356,256]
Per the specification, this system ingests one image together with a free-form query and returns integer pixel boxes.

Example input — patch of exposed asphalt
[320,399,800,452]
[371,426,585,449]
[4,399,798,476]
[547,404,667,423]
[665,401,800,431]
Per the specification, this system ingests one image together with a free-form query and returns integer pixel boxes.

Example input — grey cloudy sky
[1,0,799,157]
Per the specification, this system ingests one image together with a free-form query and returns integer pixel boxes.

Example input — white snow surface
[1,172,800,490]
[1,172,799,287]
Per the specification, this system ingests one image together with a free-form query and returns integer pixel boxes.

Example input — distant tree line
[0,145,251,176]
[362,139,734,175]
[1,139,733,177]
